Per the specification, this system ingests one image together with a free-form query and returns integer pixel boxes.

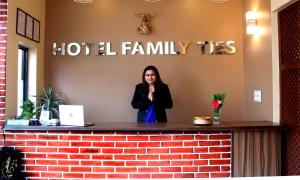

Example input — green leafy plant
[20,100,36,120]
[211,93,226,104]
[37,85,64,119]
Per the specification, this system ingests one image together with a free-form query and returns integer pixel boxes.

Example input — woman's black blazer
[131,83,173,122]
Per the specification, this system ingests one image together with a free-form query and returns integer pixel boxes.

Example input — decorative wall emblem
[135,13,155,35]
[211,0,231,3]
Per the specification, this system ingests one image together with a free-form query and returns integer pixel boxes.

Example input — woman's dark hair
[142,65,164,85]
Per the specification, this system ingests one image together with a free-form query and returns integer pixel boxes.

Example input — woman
[131,65,173,123]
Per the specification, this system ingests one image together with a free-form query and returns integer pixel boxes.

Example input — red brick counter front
[3,130,231,179]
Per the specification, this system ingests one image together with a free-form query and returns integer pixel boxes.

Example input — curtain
[233,130,281,176]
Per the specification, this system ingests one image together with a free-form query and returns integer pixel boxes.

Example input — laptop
[59,105,85,126]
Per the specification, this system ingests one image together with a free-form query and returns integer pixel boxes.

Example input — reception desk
[3,121,282,179]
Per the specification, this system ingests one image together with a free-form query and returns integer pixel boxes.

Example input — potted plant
[6,100,36,126]
[19,99,40,126]
[37,85,64,125]
[21,99,36,120]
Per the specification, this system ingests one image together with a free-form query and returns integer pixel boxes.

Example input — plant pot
[40,118,60,126]
[29,119,40,126]
[6,119,29,126]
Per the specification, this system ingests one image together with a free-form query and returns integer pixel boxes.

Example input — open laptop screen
[59,105,84,126]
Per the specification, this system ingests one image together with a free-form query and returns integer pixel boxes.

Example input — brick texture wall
[0,0,7,126]
[0,0,7,149]
[4,131,231,179]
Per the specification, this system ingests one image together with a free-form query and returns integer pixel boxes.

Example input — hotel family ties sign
[52,41,236,56]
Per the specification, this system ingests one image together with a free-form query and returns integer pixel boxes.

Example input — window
[18,46,29,101]
[17,45,37,116]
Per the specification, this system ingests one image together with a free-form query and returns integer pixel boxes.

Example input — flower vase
[213,108,220,124]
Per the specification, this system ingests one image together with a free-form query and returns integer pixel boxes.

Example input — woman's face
[145,70,156,85]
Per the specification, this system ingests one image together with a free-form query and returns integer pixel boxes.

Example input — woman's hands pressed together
[148,85,155,101]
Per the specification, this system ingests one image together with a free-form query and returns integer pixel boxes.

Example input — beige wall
[5,0,277,123]
[45,0,245,122]
[243,0,273,121]
[6,0,45,118]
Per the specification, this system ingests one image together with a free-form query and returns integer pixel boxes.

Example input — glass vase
[213,108,220,124]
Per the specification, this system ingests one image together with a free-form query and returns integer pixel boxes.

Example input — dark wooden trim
[281,130,286,175]
[278,1,300,174]
[280,63,300,71]
[278,0,300,13]
[2,121,284,132]
[231,131,235,177]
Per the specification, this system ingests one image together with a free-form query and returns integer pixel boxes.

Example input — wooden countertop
[2,121,283,132]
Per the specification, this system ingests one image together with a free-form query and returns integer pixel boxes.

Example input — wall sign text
[52,41,236,56]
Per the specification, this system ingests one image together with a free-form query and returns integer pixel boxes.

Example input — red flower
[212,100,219,109]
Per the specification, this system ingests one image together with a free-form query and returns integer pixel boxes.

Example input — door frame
[271,0,298,124]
